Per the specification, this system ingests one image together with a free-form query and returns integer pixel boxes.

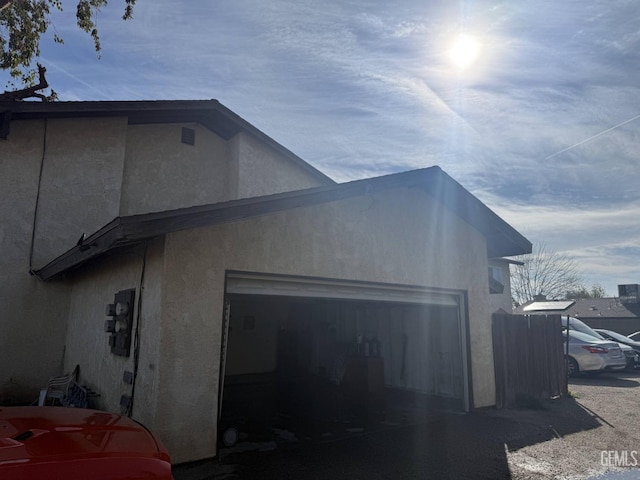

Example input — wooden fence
[492,313,567,408]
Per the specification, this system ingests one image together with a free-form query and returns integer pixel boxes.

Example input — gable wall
[119,123,229,216]
[155,186,494,462]
[229,131,329,199]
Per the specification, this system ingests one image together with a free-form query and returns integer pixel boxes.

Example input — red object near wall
[0,407,172,480]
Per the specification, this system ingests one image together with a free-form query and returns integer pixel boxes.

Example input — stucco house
[0,100,531,463]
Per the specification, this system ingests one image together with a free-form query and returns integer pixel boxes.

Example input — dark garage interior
[218,283,469,449]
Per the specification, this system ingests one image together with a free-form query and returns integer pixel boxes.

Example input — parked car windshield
[562,317,605,340]
[627,331,640,341]
[564,330,608,344]
[596,329,635,344]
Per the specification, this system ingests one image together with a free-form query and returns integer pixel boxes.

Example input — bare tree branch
[510,241,584,306]
[1,1,136,88]
[0,63,56,101]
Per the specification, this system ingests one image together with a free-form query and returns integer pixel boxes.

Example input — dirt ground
[174,370,640,480]
[505,369,640,479]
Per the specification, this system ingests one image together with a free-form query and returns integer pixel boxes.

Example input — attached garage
[37,166,532,463]
[218,272,470,447]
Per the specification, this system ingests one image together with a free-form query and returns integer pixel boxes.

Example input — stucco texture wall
[120,123,229,216]
[32,117,128,268]
[157,186,494,463]
[1,114,331,399]
[0,119,70,399]
[229,132,330,200]
[63,239,164,431]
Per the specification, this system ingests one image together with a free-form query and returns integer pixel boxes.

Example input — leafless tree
[565,284,607,299]
[510,241,583,307]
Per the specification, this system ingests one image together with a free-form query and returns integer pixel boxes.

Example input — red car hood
[0,407,171,478]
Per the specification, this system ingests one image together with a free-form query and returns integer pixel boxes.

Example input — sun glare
[449,34,481,70]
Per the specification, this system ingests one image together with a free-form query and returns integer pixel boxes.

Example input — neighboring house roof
[0,99,334,186]
[34,166,532,281]
[515,297,640,319]
[522,300,576,312]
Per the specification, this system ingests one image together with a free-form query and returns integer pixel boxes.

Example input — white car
[594,328,640,369]
[628,331,640,341]
[563,330,627,376]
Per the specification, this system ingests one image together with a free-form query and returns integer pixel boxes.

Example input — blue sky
[3,0,640,295]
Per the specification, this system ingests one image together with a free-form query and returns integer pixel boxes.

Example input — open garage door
[218,272,470,449]
[225,272,461,306]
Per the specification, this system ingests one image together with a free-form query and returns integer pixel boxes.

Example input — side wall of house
[156,186,494,463]
[0,117,128,399]
[1,114,331,399]
[63,238,164,431]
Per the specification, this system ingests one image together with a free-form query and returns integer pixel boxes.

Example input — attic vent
[181,127,195,146]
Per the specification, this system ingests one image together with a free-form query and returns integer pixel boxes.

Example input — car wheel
[566,357,579,377]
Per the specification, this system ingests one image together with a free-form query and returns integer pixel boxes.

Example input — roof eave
[34,219,124,280]
[35,167,531,280]
[0,100,335,186]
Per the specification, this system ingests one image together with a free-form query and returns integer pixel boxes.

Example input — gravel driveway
[506,369,640,479]
[174,370,640,480]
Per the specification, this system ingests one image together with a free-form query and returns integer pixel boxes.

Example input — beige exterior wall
[1,119,73,399]
[230,132,328,199]
[120,123,229,215]
[1,113,326,399]
[63,239,164,431]
[157,186,494,463]
[31,117,129,268]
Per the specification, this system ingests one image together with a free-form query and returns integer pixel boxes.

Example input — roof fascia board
[35,219,124,280]
[489,257,525,266]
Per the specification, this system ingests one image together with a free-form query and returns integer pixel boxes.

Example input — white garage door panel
[226,272,459,306]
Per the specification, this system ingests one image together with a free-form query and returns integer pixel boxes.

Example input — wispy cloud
[4,0,640,293]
